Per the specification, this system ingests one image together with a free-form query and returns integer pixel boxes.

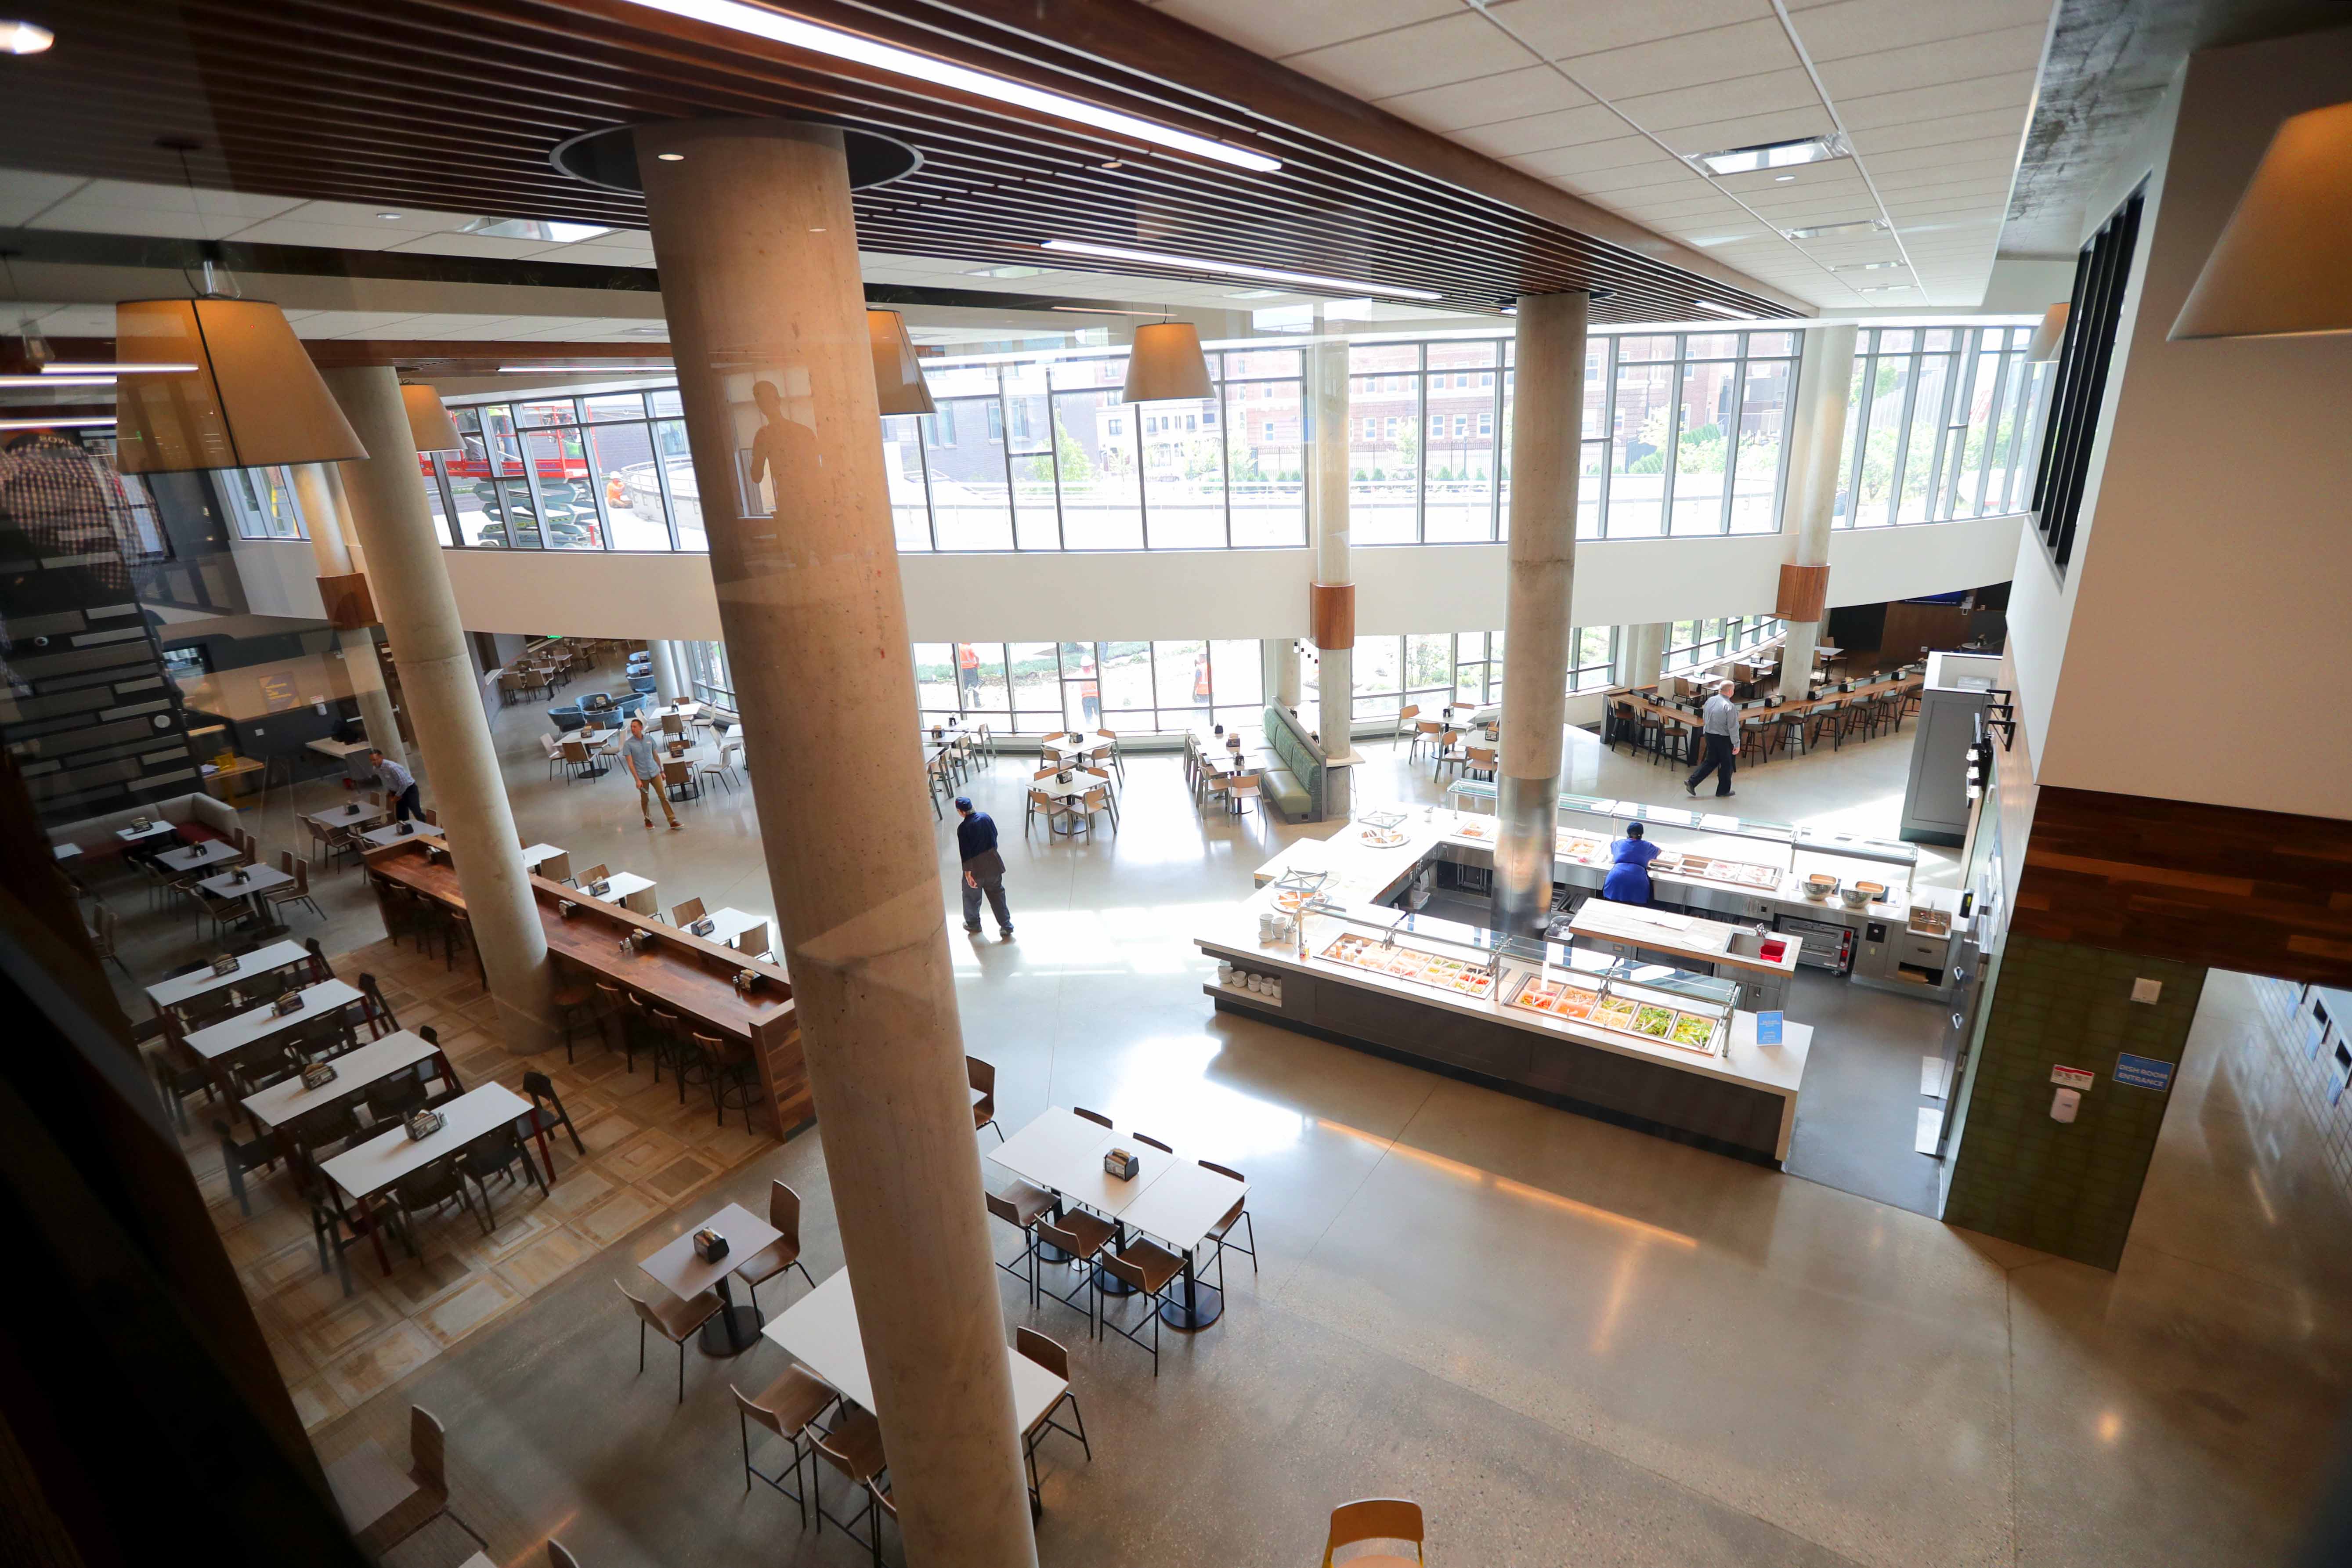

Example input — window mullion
[1886,347,1922,525]
[1845,336,1875,526]
[1973,343,2011,517]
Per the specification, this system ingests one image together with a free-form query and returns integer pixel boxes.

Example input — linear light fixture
[2,20,51,54]
[1785,219,1888,242]
[1040,239,1441,301]
[1692,301,1759,319]
[0,415,116,430]
[1049,304,1170,317]
[1693,134,1848,177]
[1830,260,1904,273]
[0,374,119,387]
[494,365,669,372]
[38,361,201,375]
[608,0,1281,173]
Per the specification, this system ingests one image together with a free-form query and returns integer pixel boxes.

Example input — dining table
[155,839,244,875]
[320,1083,535,1273]
[988,1108,1246,1330]
[148,939,313,1013]
[184,977,366,1062]
[305,801,384,833]
[240,1028,450,1130]
[359,820,444,850]
[574,869,658,916]
[640,1200,779,1355]
[199,863,293,934]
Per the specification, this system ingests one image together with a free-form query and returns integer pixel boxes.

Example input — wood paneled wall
[2012,785,2352,986]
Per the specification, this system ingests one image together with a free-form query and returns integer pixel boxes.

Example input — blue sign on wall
[2113,1053,2175,1091]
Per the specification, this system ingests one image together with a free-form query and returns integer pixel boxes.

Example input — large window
[1835,326,2041,528]
[421,393,689,550]
[1311,628,1617,719]
[1574,330,1796,539]
[680,639,734,706]
[1663,616,1785,672]
[912,639,1265,735]
[2032,186,2144,574]
[220,466,306,540]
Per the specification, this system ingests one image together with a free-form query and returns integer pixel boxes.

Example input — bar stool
[658,1009,711,1104]
[702,1030,758,1129]
[732,1365,842,1527]
[554,982,603,1062]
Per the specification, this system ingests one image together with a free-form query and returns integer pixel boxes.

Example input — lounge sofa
[46,791,243,865]
[548,690,647,733]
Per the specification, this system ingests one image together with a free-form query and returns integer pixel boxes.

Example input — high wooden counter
[365,840,810,1137]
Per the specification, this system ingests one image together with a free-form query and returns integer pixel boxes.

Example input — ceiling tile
[1650,105,1837,157]
[1451,102,1626,159]
[1567,155,1706,195]
[385,233,557,260]
[1789,0,2054,61]
[1498,0,1775,61]
[1282,11,1537,99]
[1506,135,1672,178]
[1554,18,1800,101]
[1144,0,1462,61]
[1862,137,2025,174]
[1617,68,1822,134]
[1373,65,1586,132]
[0,170,86,227]
[1835,71,2039,130]
[1846,108,2035,155]
[226,218,415,250]
[1813,23,2047,99]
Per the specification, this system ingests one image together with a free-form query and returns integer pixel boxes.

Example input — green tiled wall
[1943,932,2207,1269]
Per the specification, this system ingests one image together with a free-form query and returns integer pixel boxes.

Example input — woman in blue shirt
[1601,821,1661,905]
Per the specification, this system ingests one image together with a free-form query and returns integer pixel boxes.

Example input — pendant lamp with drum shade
[112,297,366,473]
[2171,100,2352,341]
[1120,321,1212,403]
[867,309,935,416]
[2027,302,2070,361]
[401,383,461,453]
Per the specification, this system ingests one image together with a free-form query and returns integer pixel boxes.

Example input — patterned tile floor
[173,931,775,1433]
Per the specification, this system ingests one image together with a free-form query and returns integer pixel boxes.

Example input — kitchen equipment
[1778,913,1855,974]
[1802,873,1839,903]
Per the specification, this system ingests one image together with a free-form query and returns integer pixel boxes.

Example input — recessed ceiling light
[1831,261,1904,273]
[462,216,613,244]
[1225,289,1284,300]
[1774,174,1796,182]
[2,21,52,54]
[965,265,1044,279]
[1040,238,1441,301]
[624,327,669,336]
[377,212,405,220]
[656,152,685,162]
[608,0,1280,173]
[1857,285,1914,293]
[1692,301,1759,319]
[1785,219,1889,241]
[1693,134,1848,177]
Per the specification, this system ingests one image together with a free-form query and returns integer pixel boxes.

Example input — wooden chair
[733,921,769,962]
[337,1406,488,1559]
[1462,745,1497,782]
[518,1069,585,1180]
[1321,1498,1426,1567]
[671,896,706,927]
[1409,719,1443,761]
[1076,784,1115,836]
[265,852,322,924]
[1392,703,1420,748]
[539,850,574,885]
[734,1179,816,1315]
[1014,1327,1091,1502]
[968,1055,1001,1140]
[732,1363,842,1527]
[1430,731,1467,779]
[1025,788,1057,835]
[1033,1211,1114,1339]
[616,1278,725,1403]
[987,1179,1055,1306]
[661,756,695,802]
[1225,773,1263,823]
[213,1117,282,1216]
[559,739,594,780]
[703,1029,759,1128]
[1199,1159,1257,1290]
[1096,1236,1188,1375]
[809,1405,896,1565]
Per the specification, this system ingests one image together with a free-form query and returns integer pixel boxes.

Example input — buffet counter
[1199,853,1812,1165]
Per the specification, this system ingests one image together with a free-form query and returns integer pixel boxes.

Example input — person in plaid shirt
[0,429,141,595]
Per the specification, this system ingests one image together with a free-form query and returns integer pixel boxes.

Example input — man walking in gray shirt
[1685,681,1740,799]
[620,716,680,830]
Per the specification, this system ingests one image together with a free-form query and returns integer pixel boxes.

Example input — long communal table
[147,939,313,1013]
[365,839,809,1136]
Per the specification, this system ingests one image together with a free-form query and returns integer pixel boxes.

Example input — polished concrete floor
[102,686,2352,1567]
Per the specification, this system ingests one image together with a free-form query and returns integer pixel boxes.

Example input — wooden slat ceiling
[0,0,1804,324]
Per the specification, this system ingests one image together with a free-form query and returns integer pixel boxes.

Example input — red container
[1759,937,1788,962]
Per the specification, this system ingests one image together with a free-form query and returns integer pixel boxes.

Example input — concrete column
[1626,622,1667,689]
[323,365,557,1056]
[1493,292,1588,934]
[637,119,1035,1568]
[648,639,685,703]
[292,462,406,774]
[1778,324,1856,694]
[1261,638,1301,711]
[1308,319,1355,813]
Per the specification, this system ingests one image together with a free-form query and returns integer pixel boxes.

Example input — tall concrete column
[1261,638,1301,711]
[651,638,688,704]
[1777,324,1856,694]
[292,462,406,774]
[323,365,557,1056]
[1308,318,1355,813]
[1627,622,1667,689]
[636,119,1035,1568]
[1493,292,1588,935]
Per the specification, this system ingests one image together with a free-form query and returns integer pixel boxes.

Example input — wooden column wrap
[1776,564,1829,623]
[1310,582,1356,650]
[315,571,375,631]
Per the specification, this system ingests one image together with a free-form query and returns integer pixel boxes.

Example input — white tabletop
[1041,732,1113,756]
[184,978,364,1060]
[520,843,568,871]
[1119,1159,1246,1252]
[322,1083,532,1204]
[989,1109,1174,1221]
[639,1202,781,1301]
[305,802,381,828]
[698,907,768,946]
[147,940,311,1009]
[240,1029,439,1127]
[360,821,443,849]
[116,820,177,842]
[52,842,80,860]
[578,870,654,903]
[1030,775,1108,803]
[763,1268,1068,1431]
[306,737,374,759]
[156,839,242,873]
[200,864,293,899]
[647,701,705,720]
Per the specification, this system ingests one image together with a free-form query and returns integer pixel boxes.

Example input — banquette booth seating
[1253,705,1328,823]
[46,791,244,868]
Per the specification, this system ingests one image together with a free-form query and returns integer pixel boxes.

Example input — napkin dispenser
[1102,1147,1139,1181]
[404,1107,444,1142]
[210,953,241,976]
[300,1060,338,1090]
[397,820,415,836]
[132,815,152,831]
[589,879,612,898]
[691,1227,729,1263]
[273,990,305,1016]
[690,916,716,937]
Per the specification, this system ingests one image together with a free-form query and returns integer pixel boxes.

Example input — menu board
[1321,933,1495,998]
[1505,972,1724,1055]
[1652,851,1781,890]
